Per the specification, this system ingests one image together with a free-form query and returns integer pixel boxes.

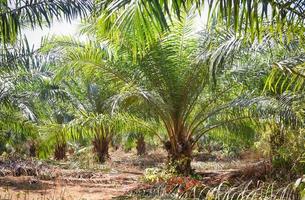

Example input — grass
[128,180,299,199]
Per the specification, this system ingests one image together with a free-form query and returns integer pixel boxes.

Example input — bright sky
[22,9,208,49]
[21,19,81,48]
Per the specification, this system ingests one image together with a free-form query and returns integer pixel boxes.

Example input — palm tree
[67,112,130,163]
[0,39,44,156]
[0,0,92,156]
[254,91,305,174]
[39,122,69,159]
[39,44,128,162]
[49,13,255,174]
[119,118,162,155]
[0,107,39,156]
[0,36,83,158]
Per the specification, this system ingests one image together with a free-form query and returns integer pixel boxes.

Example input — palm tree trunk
[164,139,193,175]
[29,142,36,157]
[136,135,146,156]
[54,142,67,160]
[92,136,110,163]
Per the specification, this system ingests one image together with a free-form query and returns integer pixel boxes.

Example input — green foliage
[102,12,254,157]
[39,122,69,159]
[39,8,285,174]
[264,48,305,94]
[0,0,92,43]
[96,0,305,42]
[143,167,177,183]
[255,122,305,176]
[1,0,305,183]
[0,113,38,155]
[198,122,256,158]
[67,146,110,170]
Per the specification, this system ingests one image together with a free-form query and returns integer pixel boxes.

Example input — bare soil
[0,149,265,200]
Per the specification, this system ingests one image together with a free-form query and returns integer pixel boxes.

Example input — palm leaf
[0,0,92,43]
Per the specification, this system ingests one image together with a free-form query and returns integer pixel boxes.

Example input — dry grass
[130,181,299,199]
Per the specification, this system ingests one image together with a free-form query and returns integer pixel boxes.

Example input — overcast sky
[21,19,81,48]
[21,11,207,49]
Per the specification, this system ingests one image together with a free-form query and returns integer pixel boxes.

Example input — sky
[21,11,208,48]
[21,19,81,48]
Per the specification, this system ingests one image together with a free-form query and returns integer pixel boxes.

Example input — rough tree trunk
[54,142,67,160]
[92,136,110,163]
[136,135,146,156]
[164,140,193,175]
[29,142,36,157]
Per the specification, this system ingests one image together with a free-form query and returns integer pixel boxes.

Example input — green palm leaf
[0,0,92,43]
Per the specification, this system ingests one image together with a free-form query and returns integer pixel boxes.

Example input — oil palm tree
[0,39,45,156]
[0,36,82,158]
[39,122,69,159]
[68,82,119,163]
[47,12,256,174]
[118,116,163,155]
[253,91,305,174]
[67,112,127,163]
[0,0,92,118]
[0,106,39,156]
[40,42,129,162]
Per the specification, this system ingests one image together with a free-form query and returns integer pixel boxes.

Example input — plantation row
[0,1,305,199]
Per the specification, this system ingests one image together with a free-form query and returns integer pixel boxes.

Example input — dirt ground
[0,150,264,200]
[0,173,139,200]
[0,150,166,200]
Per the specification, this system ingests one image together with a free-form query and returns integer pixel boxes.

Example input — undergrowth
[129,180,300,199]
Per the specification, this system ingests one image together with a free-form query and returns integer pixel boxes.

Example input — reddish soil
[0,150,166,200]
[0,173,139,199]
[0,149,266,200]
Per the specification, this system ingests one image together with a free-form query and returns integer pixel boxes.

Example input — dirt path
[0,170,142,200]
[0,150,165,199]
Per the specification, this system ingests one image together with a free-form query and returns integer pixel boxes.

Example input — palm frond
[265,55,305,93]
[0,0,92,43]
[96,0,305,41]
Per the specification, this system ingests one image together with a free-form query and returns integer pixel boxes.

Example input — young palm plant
[48,12,255,174]
[39,122,69,160]
[48,61,127,162]
[0,107,39,156]
[68,112,128,163]
[114,15,256,174]
[119,118,163,156]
